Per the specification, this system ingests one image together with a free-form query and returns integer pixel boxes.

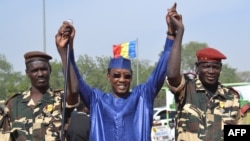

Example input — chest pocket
[177,79,208,133]
[9,92,61,140]
[176,78,237,141]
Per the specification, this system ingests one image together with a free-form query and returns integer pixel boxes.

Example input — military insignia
[46,104,53,112]
[43,104,53,116]
[219,101,225,108]
[219,101,225,113]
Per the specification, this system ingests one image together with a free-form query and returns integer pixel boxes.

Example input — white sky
[1,0,250,73]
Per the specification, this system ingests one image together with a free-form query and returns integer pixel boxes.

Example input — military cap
[24,51,52,64]
[108,56,132,70]
[196,47,226,62]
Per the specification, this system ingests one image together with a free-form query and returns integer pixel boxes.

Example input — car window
[158,110,167,120]
[169,111,176,119]
[153,108,176,121]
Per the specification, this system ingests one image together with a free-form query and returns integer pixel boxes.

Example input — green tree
[182,41,207,72]
[154,89,167,108]
[76,55,111,92]
[49,60,65,90]
[131,58,154,87]
[220,64,241,83]
[237,71,250,82]
[0,54,25,99]
[74,54,154,93]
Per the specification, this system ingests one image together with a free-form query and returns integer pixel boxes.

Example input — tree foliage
[220,64,241,83]
[0,54,25,99]
[1,40,249,105]
[182,41,207,72]
[49,60,65,90]
[237,71,250,82]
[75,55,154,92]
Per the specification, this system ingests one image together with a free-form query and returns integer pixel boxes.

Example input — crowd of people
[0,2,248,141]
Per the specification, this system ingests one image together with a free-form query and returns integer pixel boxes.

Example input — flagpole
[43,0,46,53]
[136,38,139,85]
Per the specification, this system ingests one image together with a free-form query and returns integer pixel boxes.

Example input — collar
[195,78,226,99]
[21,87,54,103]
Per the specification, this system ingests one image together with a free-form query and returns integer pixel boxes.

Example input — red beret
[196,47,226,62]
[24,51,52,64]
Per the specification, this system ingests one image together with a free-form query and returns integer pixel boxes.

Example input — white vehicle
[153,106,176,126]
[151,107,176,141]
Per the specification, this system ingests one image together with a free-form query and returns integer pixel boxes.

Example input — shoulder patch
[53,89,63,93]
[227,87,240,99]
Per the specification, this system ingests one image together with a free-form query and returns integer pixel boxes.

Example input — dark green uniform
[166,74,240,141]
[0,88,76,141]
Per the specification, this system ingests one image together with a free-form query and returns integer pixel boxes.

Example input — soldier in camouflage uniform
[0,51,79,141]
[165,8,240,140]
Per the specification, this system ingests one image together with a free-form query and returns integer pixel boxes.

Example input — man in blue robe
[55,3,184,141]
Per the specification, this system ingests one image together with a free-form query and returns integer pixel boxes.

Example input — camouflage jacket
[0,88,75,141]
[166,74,240,141]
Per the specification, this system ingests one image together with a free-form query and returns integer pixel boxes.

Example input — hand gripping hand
[55,20,75,49]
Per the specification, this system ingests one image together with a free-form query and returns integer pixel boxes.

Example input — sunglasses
[112,73,132,80]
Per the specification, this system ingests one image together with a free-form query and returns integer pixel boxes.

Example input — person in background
[167,119,175,141]
[55,2,184,141]
[0,51,79,141]
[67,100,90,141]
[165,8,240,140]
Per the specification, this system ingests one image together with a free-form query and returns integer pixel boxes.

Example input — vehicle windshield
[154,108,176,120]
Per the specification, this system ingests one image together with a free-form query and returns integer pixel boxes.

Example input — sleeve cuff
[165,75,185,93]
[66,96,80,108]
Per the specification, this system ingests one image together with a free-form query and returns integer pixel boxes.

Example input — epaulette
[5,93,22,105]
[53,89,64,93]
[184,72,196,80]
[227,87,240,99]
[53,89,64,97]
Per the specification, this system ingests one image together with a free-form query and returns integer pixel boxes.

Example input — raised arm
[143,3,184,98]
[55,21,78,105]
[166,3,184,87]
